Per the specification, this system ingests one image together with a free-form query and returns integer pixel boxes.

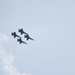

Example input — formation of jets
[11,28,34,44]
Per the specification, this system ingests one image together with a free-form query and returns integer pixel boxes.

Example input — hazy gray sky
[0,0,75,75]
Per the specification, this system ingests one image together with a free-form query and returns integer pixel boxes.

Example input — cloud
[0,34,30,75]
[0,34,8,42]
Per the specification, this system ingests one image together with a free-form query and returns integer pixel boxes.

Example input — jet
[24,34,34,41]
[17,37,27,44]
[18,28,27,35]
[11,32,20,38]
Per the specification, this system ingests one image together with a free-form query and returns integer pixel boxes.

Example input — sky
[0,0,75,75]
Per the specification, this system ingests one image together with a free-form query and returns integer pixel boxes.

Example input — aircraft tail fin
[11,32,13,36]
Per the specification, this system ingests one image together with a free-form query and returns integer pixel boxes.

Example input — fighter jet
[24,34,34,41]
[11,32,20,38]
[18,28,27,35]
[17,37,27,44]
